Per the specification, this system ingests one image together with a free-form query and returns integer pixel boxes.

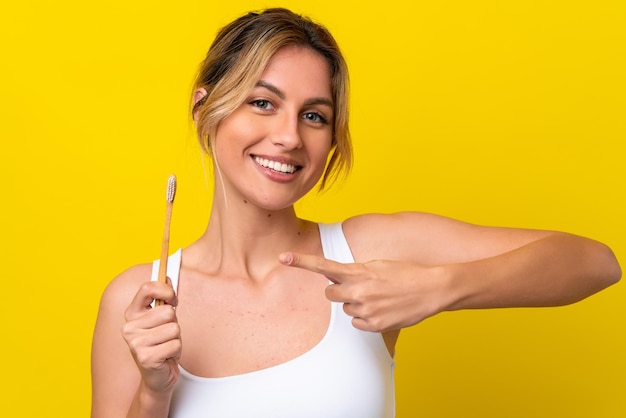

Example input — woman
[91,8,621,418]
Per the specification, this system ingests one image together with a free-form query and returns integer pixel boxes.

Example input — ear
[192,88,208,120]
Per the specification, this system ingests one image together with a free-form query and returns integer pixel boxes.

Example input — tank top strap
[318,222,355,263]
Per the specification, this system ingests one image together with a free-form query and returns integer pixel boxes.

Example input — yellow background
[1,0,624,416]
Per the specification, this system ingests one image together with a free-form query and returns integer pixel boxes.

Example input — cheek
[214,114,259,151]
[309,135,333,173]
[314,132,333,159]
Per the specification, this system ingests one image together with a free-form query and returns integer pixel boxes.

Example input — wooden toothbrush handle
[155,202,173,306]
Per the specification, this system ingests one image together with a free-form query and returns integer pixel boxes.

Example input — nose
[269,112,303,150]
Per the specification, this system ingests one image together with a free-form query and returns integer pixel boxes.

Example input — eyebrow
[255,80,334,109]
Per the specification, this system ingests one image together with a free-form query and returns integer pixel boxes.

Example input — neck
[186,192,317,281]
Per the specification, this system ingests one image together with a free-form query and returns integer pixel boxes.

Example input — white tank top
[151,223,396,417]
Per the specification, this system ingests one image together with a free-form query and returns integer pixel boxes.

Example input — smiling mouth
[253,156,301,174]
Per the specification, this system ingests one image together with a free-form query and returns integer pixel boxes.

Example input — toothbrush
[155,174,177,307]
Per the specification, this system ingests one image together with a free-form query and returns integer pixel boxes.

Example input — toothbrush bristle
[166,174,177,203]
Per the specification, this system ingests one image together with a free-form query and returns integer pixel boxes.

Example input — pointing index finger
[279,252,349,283]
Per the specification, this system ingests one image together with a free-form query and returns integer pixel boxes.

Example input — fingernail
[279,253,292,264]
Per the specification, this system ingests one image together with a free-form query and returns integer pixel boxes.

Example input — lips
[253,156,300,174]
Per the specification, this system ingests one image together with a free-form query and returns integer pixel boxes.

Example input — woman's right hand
[122,279,182,395]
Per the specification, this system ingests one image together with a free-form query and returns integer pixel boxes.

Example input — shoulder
[98,263,153,314]
[343,212,453,233]
[342,212,450,262]
[342,211,466,240]
[341,212,556,265]
[93,263,154,355]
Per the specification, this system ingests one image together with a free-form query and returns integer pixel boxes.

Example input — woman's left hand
[279,252,451,332]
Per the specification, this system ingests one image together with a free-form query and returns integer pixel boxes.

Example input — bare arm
[91,265,180,418]
[281,212,620,334]
[345,212,620,308]
[444,232,620,310]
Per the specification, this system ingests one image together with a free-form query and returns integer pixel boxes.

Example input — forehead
[258,46,333,99]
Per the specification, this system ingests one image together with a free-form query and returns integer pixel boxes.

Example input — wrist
[128,381,174,418]
[438,262,482,313]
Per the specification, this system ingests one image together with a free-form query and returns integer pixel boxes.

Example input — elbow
[596,243,621,290]
[607,257,622,287]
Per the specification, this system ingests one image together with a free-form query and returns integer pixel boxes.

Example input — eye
[302,111,329,125]
[249,99,274,111]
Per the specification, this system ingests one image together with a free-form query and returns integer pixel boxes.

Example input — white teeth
[254,156,297,174]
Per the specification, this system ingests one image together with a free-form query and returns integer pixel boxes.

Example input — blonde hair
[192,8,352,189]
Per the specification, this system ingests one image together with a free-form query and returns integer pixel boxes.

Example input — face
[210,46,334,210]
